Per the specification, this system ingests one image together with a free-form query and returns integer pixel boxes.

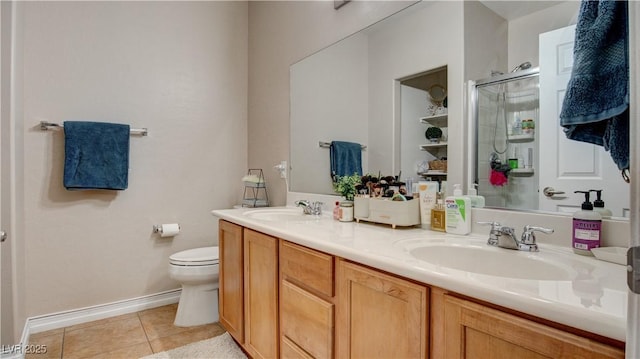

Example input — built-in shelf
[419,142,448,150]
[419,113,448,127]
[418,171,447,177]
[508,133,535,143]
[510,168,534,176]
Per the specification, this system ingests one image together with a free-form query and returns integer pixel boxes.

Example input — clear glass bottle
[430,192,446,232]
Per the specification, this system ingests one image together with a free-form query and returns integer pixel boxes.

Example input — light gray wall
[508,1,579,70]
[248,1,415,205]
[17,1,248,318]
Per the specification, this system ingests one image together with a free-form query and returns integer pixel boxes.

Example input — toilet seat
[169,246,219,266]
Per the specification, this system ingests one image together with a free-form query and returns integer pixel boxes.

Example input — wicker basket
[428,159,447,172]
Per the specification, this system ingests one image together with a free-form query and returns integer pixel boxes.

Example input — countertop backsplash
[287,191,630,249]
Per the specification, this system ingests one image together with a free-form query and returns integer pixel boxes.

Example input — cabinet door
[443,295,624,359]
[336,259,428,359]
[244,229,279,359]
[218,220,244,343]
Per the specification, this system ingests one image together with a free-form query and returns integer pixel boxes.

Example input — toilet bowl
[169,246,219,327]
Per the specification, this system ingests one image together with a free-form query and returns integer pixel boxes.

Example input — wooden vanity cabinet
[218,221,279,359]
[336,259,429,359]
[219,221,623,359]
[218,220,244,343]
[279,240,335,359]
[437,293,624,359]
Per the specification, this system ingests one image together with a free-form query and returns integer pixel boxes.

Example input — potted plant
[333,173,360,201]
[425,126,443,143]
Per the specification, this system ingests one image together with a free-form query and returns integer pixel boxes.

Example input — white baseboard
[1,289,181,359]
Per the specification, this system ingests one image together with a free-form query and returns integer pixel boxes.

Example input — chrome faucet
[295,200,323,215]
[478,222,554,252]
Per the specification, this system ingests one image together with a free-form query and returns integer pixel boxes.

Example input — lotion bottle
[591,190,612,219]
[572,191,601,256]
[445,184,471,235]
[467,184,485,208]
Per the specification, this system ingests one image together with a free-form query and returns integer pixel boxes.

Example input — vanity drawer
[281,279,334,359]
[280,240,334,297]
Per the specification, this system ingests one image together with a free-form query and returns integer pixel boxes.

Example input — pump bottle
[590,190,612,219]
[445,184,471,235]
[572,191,601,256]
[467,184,485,208]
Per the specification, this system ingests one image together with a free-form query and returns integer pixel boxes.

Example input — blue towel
[559,0,629,170]
[330,141,362,181]
[63,121,130,190]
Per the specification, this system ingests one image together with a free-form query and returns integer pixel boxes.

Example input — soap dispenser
[467,184,485,208]
[572,191,602,256]
[590,190,612,219]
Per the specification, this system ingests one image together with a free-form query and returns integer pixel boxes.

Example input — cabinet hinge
[628,247,640,294]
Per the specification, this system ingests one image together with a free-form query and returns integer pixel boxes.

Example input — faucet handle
[311,201,324,215]
[477,221,502,246]
[521,225,554,244]
[477,221,502,230]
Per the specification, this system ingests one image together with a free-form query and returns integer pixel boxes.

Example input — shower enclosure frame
[468,67,540,208]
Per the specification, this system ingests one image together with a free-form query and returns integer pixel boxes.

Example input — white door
[539,25,630,217]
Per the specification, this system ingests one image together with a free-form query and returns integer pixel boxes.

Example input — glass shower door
[474,70,539,210]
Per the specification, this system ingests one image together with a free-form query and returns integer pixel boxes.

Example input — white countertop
[211,206,627,342]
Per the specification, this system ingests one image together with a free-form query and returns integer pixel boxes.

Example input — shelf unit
[420,114,448,174]
[510,168,534,176]
[418,171,447,177]
[419,113,448,127]
[508,133,535,143]
[242,169,269,207]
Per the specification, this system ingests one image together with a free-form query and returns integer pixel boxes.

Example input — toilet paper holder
[153,224,181,235]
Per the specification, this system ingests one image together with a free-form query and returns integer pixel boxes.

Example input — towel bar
[319,141,366,150]
[39,121,148,136]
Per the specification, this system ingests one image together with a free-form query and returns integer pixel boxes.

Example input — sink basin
[243,208,324,222]
[406,242,574,280]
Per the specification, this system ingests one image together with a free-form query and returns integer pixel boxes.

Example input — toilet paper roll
[158,223,180,237]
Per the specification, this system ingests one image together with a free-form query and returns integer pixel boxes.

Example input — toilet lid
[170,246,219,266]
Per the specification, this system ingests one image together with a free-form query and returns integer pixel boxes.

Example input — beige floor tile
[89,342,153,359]
[64,312,139,333]
[138,304,191,340]
[25,331,64,359]
[148,323,226,353]
[62,316,147,359]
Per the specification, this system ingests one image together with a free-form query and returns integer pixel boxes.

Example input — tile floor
[26,304,226,359]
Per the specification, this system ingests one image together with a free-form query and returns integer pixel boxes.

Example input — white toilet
[168,246,220,327]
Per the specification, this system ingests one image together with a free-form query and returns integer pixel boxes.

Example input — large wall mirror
[290,0,630,220]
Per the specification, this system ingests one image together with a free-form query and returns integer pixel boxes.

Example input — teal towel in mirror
[330,141,362,182]
[63,121,130,190]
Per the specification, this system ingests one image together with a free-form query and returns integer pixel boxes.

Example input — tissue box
[355,197,420,228]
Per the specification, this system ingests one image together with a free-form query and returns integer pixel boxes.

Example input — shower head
[511,62,532,73]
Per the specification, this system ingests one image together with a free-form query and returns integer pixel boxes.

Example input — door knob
[1,230,6,242]
[543,187,565,198]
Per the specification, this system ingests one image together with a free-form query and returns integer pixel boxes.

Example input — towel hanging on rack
[63,121,130,190]
[329,141,362,182]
